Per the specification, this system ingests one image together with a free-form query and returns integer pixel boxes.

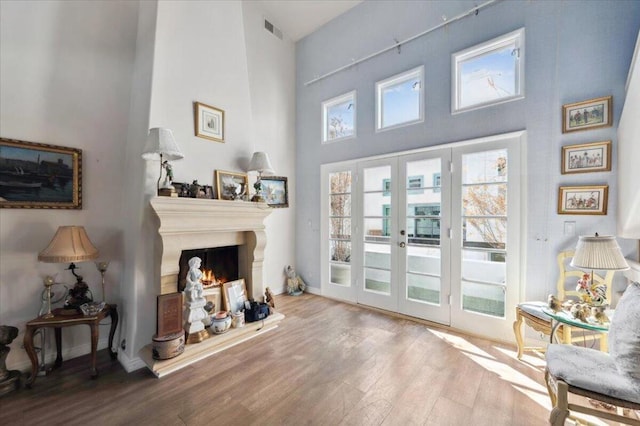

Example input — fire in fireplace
[178,246,239,291]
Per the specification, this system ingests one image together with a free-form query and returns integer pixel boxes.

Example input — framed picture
[0,138,82,209]
[215,170,248,200]
[562,96,612,133]
[222,279,248,313]
[561,141,611,174]
[558,185,608,215]
[194,101,224,142]
[202,287,222,314]
[157,293,183,337]
[260,176,288,208]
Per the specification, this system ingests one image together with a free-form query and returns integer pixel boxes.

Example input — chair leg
[549,380,570,426]
[513,311,524,359]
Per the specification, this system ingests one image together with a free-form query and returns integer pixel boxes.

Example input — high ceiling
[254,0,362,42]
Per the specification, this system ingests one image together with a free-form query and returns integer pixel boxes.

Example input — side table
[23,304,118,387]
[541,307,610,351]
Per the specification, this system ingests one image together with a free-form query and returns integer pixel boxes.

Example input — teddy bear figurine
[285,265,306,296]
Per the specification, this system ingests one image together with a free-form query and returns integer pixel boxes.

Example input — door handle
[399,242,406,248]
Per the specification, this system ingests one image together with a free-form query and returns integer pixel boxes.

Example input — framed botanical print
[194,101,224,142]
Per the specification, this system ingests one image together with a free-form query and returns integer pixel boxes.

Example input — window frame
[451,28,525,114]
[322,90,357,144]
[375,66,424,132]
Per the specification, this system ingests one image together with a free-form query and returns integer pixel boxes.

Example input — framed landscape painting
[562,96,612,133]
[215,170,248,200]
[260,176,288,208]
[561,141,611,174]
[0,138,82,209]
[558,185,608,215]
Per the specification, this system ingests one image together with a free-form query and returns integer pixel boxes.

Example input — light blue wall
[295,0,640,300]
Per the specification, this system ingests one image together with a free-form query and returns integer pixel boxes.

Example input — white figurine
[185,257,204,302]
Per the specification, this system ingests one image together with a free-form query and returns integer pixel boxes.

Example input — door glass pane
[365,268,391,294]
[462,149,507,184]
[330,194,351,216]
[407,246,441,275]
[461,280,505,317]
[331,264,350,286]
[364,218,390,240]
[462,184,506,216]
[364,243,391,269]
[364,193,389,216]
[463,218,506,249]
[461,249,506,283]
[364,166,391,192]
[330,240,351,263]
[407,274,440,304]
[330,171,352,193]
[330,218,351,239]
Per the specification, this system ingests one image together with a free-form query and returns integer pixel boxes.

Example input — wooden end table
[23,304,118,388]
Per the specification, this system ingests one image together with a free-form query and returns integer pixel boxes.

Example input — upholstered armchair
[513,250,614,359]
[545,282,640,425]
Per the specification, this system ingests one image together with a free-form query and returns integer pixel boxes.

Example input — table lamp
[570,233,629,305]
[38,226,99,313]
[142,127,184,196]
[248,151,274,202]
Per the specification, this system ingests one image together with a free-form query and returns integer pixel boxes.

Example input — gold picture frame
[222,279,248,313]
[0,137,82,209]
[194,101,224,142]
[215,170,248,200]
[558,185,608,215]
[561,141,611,174]
[562,96,612,133]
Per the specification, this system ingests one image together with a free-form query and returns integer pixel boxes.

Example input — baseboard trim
[118,350,146,373]
[304,286,321,295]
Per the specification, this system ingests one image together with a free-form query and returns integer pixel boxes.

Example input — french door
[322,132,523,341]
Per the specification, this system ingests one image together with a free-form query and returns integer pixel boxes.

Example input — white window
[452,28,524,113]
[322,91,356,143]
[376,66,424,131]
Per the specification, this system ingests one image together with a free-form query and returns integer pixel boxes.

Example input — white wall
[0,0,139,369]
[242,1,297,293]
[0,0,297,373]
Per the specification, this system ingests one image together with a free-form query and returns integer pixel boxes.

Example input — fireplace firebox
[178,246,239,291]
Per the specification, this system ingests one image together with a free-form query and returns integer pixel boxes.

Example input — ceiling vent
[264,19,283,40]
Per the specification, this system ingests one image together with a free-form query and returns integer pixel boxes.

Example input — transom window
[376,66,424,131]
[322,91,356,143]
[452,28,524,113]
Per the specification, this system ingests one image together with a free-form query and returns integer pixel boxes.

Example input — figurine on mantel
[183,257,209,344]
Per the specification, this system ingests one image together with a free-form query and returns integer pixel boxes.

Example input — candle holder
[95,261,110,302]
[41,276,56,319]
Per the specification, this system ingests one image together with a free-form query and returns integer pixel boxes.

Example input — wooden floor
[0,294,560,425]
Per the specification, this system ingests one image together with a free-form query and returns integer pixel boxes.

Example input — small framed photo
[215,170,248,200]
[202,287,222,314]
[561,141,611,174]
[260,176,289,208]
[562,96,612,133]
[0,138,82,209]
[558,185,608,215]
[194,101,224,142]
[222,279,248,313]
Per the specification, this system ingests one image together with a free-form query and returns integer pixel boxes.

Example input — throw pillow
[609,282,640,381]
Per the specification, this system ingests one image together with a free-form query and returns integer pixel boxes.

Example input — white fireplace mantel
[150,197,272,297]
[142,197,280,377]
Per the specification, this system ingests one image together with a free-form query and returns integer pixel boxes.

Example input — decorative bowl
[80,301,105,316]
[211,312,232,334]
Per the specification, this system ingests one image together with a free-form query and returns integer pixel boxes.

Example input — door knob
[400,230,406,236]
[399,242,406,248]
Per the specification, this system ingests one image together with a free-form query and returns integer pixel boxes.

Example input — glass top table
[541,307,611,351]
